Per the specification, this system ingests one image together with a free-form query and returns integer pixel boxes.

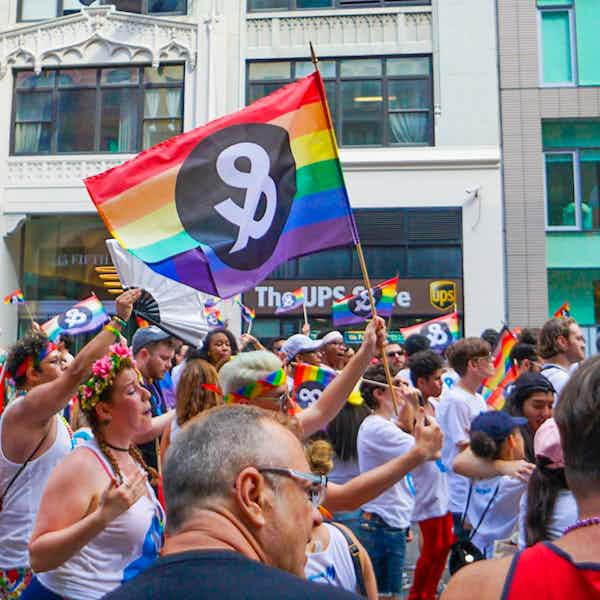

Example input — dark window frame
[11,63,185,156]
[247,0,430,12]
[246,55,434,147]
[17,0,187,21]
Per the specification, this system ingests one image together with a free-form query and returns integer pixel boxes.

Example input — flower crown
[77,341,135,412]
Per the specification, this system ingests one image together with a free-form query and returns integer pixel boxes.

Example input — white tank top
[0,403,73,569]
[305,523,358,593]
[38,439,165,600]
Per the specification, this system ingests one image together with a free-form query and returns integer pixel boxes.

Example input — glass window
[580,150,600,230]
[247,0,430,11]
[545,153,576,227]
[406,247,462,277]
[574,0,600,86]
[297,248,351,278]
[20,0,55,20]
[353,247,405,278]
[540,10,573,84]
[148,0,187,11]
[12,65,184,155]
[246,56,433,147]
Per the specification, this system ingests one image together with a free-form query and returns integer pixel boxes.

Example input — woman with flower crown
[21,341,165,600]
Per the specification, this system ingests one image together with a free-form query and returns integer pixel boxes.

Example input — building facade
[499,0,600,346]
[0,0,504,348]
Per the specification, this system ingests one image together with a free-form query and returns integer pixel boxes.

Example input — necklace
[564,517,600,535]
[104,441,130,452]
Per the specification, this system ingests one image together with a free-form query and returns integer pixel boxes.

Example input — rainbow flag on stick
[3,289,24,305]
[204,305,224,328]
[400,312,460,354]
[482,326,520,406]
[553,302,571,318]
[85,71,358,299]
[293,363,336,410]
[41,295,109,341]
[485,365,519,410]
[332,277,398,327]
[275,287,305,314]
[239,302,256,324]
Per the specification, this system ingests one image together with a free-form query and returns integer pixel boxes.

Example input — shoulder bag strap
[469,483,501,541]
[0,427,50,511]
[460,482,474,531]
[328,522,367,598]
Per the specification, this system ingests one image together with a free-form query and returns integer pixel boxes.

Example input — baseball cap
[132,326,171,355]
[470,411,528,442]
[508,372,556,408]
[320,331,344,345]
[282,334,324,362]
[534,418,564,469]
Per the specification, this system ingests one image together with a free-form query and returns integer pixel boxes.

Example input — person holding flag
[0,289,140,598]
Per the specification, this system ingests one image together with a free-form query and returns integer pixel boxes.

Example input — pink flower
[83,386,93,399]
[111,341,132,360]
[92,356,112,378]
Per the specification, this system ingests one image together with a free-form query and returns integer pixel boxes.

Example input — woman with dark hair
[198,328,239,371]
[505,372,555,461]
[519,418,577,548]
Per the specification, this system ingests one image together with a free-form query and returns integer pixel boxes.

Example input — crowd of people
[0,291,598,599]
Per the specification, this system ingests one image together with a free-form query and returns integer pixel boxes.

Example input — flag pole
[302,301,309,331]
[310,42,399,417]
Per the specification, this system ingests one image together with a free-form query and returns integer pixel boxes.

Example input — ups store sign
[244,279,463,317]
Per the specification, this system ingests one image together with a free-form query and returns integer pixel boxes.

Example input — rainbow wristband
[111,315,128,329]
[104,324,121,341]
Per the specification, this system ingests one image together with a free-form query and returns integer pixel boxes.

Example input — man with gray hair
[104,405,359,599]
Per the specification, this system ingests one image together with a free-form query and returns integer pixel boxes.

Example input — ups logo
[430,280,457,311]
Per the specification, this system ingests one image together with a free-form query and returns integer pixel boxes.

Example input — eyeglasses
[386,351,405,358]
[257,467,327,509]
[474,354,493,363]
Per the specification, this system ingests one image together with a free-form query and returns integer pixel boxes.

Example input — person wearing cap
[442,355,600,600]
[461,411,529,559]
[282,334,324,367]
[517,418,577,550]
[131,326,176,472]
[317,330,346,371]
[505,373,555,462]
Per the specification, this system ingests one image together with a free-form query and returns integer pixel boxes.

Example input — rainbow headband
[12,342,57,380]
[225,368,287,405]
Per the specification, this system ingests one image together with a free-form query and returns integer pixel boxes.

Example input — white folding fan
[106,239,210,347]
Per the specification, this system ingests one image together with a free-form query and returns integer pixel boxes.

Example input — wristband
[111,315,128,329]
[104,324,121,341]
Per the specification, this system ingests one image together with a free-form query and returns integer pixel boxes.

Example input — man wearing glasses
[384,342,407,371]
[104,405,359,599]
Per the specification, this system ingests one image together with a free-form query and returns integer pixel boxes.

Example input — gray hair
[218,350,282,396]
[163,404,281,533]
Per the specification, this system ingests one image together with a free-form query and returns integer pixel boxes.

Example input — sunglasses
[257,467,327,509]
[386,351,406,358]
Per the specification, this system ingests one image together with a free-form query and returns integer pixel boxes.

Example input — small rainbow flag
[486,365,519,410]
[332,276,398,326]
[225,368,287,405]
[275,287,305,314]
[135,315,150,329]
[400,312,460,353]
[84,71,358,299]
[41,295,109,341]
[239,302,256,323]
[204,305,224,328]
[293,363,336,409]
[3,289,25,304]
[553,302,571,318]
[482,327,519,402]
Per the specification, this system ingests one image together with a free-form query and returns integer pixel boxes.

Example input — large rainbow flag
[41,295,109,341]
[332,276,398,326]
[85,72,358,298]
[482,326,520,408]
[293,363,336,410]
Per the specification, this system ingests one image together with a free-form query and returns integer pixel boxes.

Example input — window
[544,119,600,230]
[537,0,600,86]
[247,56,433,147]
[18,0,186,20]
[12,65,184,155]
[247,0,429,11]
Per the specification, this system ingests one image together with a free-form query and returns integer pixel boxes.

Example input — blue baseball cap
[470,411,527,442]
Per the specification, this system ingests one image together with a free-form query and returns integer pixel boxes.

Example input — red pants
[408,512,455,600]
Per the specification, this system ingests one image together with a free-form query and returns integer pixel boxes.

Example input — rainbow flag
[553,302,571,318]
[275,287,305,314]
[400,312,460,354]
[85,72,358,299]
[135,315,150,329]
[226,368,286,405]
[486,365,519,410]
[332,277,398,326]
[481,326,519,401]
[41,295,109,341]
[3,289,24,304]
[204,305,224,328]
[293,363,336,410]
[239,302,256,323]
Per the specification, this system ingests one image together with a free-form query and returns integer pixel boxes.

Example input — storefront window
[545,153,576,227]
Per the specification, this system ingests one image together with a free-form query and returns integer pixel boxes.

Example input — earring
[101,418,111,426]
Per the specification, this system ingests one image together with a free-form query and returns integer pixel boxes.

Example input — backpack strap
[469,483,501,540]
[329,522,367,597]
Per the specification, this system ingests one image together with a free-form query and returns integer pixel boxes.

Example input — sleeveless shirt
[37,439,165,600]
[502,542,600,599]
[0,404,72,569]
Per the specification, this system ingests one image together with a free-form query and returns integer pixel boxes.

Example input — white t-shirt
[518,489,578,550]
[540,364,570,408]
[357,415,415,529]
[467,475,526,559]
[436,384,488,514]
[328,458,360,486]
[411,459,449,522]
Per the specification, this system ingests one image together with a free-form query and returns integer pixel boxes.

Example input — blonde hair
[219,350,282,396]
[305,439,334,476]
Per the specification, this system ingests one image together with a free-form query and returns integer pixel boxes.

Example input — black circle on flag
[348,287,382,318]
[175,123,297,271]
[58,306,92,331]
[296,380,326,410]
[419,321,452,350]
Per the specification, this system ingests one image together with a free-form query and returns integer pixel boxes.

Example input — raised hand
[114,288,142,323]
[98,469,147,525]
[413,408,443,461]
